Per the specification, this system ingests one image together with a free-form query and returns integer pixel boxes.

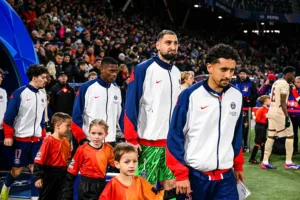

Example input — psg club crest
[114,95,118,100]
[231,102,236,109]
[0,95,3,99]
[41,98,44,103]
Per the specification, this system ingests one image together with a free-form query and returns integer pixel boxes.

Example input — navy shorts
[12,140,42,167]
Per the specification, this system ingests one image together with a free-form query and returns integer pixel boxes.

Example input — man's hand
[285,117,291,128]
[176,179,192,194]
[4,138,13,146]
[234,171,244,183]
[133,144,142,152]
[265,79,270,85]
[35,179,43,188]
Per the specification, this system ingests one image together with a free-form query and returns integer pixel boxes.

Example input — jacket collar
[97,77,111,88]
[27,84,39,93]
[203,79,231,96]
[152,56,173,70]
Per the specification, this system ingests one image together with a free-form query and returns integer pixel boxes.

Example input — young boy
[99,143,176,200]
[34,112,72,200]
[249,95,270,163]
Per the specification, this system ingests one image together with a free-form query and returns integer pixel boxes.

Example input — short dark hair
[26,64,48,81]
[157,30,176,41]
[206,44,240,64]
[51,112,72,128]
[101,57,118,67]
[56,52,64,57]
[283,66,296,75]
[238,68,248,74]
[114,143,137,162]
[0,68,3,75]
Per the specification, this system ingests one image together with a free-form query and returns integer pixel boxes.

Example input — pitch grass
[244,130,300,200]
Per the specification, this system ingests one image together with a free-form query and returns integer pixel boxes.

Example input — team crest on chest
[0,95,3,99]
[230,102,236,109]
[114,95,118,100]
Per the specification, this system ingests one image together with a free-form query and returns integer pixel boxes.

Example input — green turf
[244,130,300,200]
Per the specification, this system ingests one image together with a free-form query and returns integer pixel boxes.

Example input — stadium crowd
[0,0,300,199]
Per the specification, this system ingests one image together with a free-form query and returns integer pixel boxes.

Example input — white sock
[263,160,269,165]
[31,197,39,200]
[285,160,293,164]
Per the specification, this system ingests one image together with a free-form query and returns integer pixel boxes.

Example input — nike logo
[26,98,31,101]
[94,96,100,99]
[201,106,208,109]
[156,80,162,84]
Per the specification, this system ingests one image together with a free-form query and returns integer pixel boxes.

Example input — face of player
[207,58,236,91]
[100,64,118,83]
[32,73,48,89]
[294,79,300,89]
[115,152,138,176]
[57,119,72,137]
[239,72,247,81]
[89,125,108,147]
[156,34,178,62]
[287,72,296,84]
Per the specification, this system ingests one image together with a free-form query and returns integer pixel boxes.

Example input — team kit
[0,31,299,200]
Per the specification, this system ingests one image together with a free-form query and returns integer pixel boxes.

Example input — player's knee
[11,167,23,177]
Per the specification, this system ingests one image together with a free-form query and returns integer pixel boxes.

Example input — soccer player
[99,143,176,200]
[249,95,270,164]
[124,30,181,189]
[60,119,114,200]
[167,44,244,200]
[0,68,7,169]
[261,66,300,169]
[72,57,121,145]
[0,65,48,200]
[34,112,72,200]
[0,68,7,140]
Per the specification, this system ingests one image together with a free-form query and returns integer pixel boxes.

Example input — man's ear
[156,41,160,51]
[207,63,212,74]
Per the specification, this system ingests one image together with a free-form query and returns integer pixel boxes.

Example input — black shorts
[78,175,106,200]
[254,123,267,144]
[39,170,66,200]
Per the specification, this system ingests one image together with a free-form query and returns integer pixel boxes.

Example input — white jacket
[124,56,181,146]
[72,78,122,143]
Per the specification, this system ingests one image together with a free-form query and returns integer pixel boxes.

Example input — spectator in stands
[233,68,257,152]
[74,61,88,83]
[258,74,277,97]
[88,71,98,81]
[50,71,75,116]
[288,76,300,154]
[180,71,194,92]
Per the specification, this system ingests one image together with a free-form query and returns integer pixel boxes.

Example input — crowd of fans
[5,0,299,92]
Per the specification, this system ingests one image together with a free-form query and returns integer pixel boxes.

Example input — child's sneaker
[284,163,300,170]
[260,163,277,169]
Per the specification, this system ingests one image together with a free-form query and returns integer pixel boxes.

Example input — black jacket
[50,82,75,115]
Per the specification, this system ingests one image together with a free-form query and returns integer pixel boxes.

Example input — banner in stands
[215,1,300,23]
